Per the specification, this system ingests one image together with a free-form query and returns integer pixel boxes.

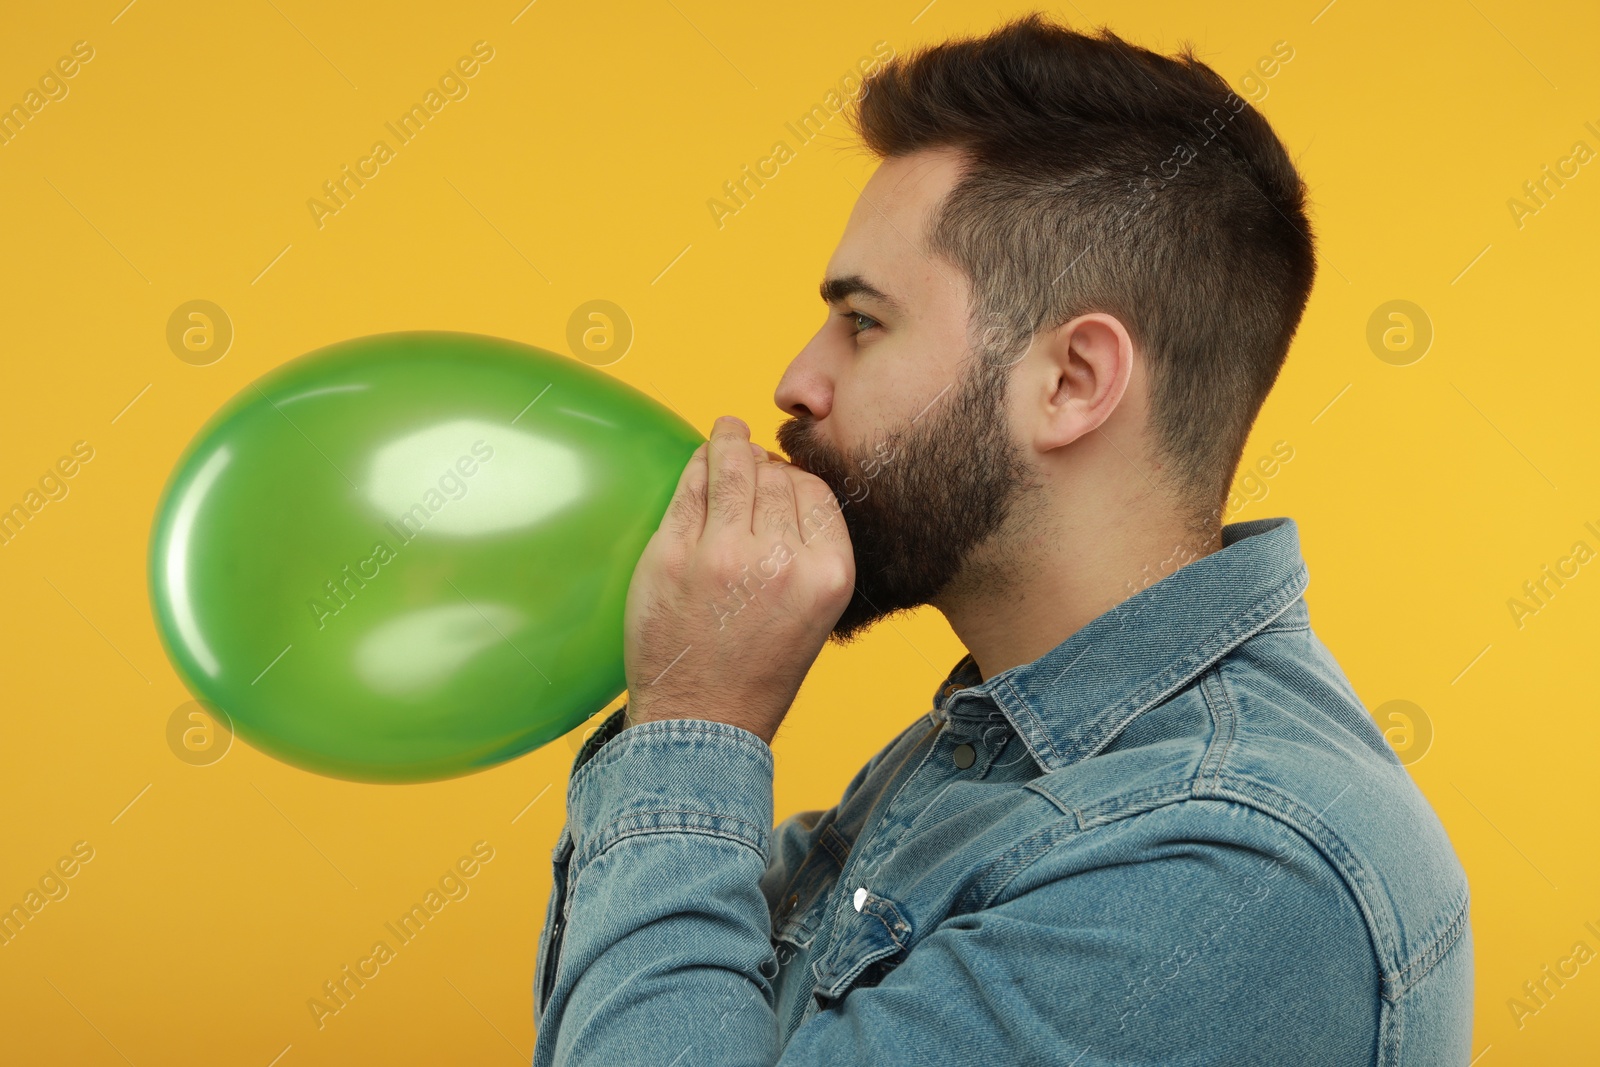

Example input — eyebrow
[819,274,903,313]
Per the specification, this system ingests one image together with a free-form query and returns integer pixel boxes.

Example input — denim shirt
[532,517,1474,1066]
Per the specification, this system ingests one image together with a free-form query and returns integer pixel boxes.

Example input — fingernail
[719,415,749,434]
[749,442,766,460]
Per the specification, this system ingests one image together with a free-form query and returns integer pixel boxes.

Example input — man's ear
[1030,313,1135,453]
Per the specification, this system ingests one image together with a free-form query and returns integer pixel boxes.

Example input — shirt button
[942,683,963,697]
[782,893,799,917]
[952,743,976,769]
[853,887,868,911]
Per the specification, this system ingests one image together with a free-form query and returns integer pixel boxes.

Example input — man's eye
[841,310,880,335]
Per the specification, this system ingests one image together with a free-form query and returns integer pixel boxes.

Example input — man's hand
[621,415,855,746]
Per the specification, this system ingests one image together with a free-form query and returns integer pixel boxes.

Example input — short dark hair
[849,13,1316,529]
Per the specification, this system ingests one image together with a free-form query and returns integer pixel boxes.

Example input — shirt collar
[932,516,1309,774]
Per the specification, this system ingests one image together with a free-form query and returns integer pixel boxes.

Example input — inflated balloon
[148,331,704,782]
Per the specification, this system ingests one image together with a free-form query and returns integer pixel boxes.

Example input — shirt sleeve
[533,715,782,1067]
[532,704,922,1059]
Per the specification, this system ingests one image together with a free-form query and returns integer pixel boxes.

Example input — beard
[775,356,1041,643]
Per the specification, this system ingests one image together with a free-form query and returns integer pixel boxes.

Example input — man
[533,13,1473,1065]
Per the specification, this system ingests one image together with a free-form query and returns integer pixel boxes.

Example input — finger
[785,464,850,551]
[785,465,855,610]
[752,455,800,541]
[704,415,757,535]
[662,441,709,543]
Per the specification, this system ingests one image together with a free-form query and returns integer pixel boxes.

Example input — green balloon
[148,331,704,782]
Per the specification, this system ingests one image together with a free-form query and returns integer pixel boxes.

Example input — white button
[853,887,867,911]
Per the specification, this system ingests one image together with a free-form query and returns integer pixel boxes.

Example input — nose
[773,332,833,421]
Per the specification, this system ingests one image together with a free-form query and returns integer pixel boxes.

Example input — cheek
[847,331,964,431]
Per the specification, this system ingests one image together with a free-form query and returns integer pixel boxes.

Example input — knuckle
[756,542,797,588]
[708,543,748,582]
[820,561,855,603]
[792,467,829,491]
[638,534,683,576]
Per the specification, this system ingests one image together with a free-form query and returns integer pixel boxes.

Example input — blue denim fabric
[532,517,1474,1065]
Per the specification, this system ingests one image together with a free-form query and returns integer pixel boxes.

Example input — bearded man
[533,13,1473,1066]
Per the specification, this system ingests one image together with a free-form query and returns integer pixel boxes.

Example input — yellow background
[2,0,1596,1062]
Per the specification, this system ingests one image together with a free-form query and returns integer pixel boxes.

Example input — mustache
[775,417,910,520]
[775,418,858,489]
[774,417,829,472]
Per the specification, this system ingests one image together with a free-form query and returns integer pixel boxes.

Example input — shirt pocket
[770,824,850,955]
[810,888,916,1009]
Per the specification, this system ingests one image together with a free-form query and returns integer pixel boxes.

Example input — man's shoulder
[1019,618,1470,999]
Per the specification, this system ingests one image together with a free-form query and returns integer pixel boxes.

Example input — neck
[933,507,1222,681]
